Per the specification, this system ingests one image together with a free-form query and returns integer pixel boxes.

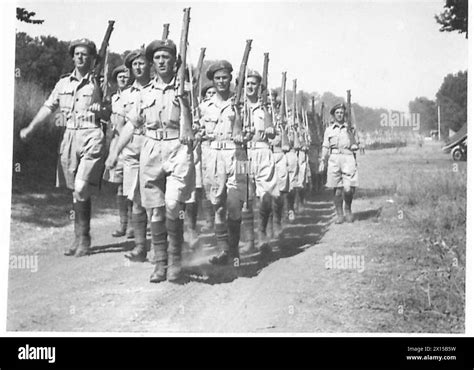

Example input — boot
[209,222,230,265]
[344,189,355,223]
[74,199,92,257]
[64,202,79,256]
[228,218,241,266]
[126,201,134,239]
[334,191,344,224]
[167,218,184,282]
[124,211,147,262]
[149,220,168,283]
[240,203,256,254]
[272,195,284,238]
[287,189,296,222]
[112,195,128,237]
[186,202,199,250]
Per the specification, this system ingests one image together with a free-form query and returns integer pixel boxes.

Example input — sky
[12,0,469,112]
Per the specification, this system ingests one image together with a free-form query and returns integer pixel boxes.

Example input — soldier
[20,39,108,256]
[295,113,309,210]
[106,39,195,282]
[200,60,247,266]
[285,113,300,222]
[319,103,359,223]
[106,49,151,262]
[242,70,278,252]
[104,64,134,239]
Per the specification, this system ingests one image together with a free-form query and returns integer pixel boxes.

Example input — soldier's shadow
[182,191,335,285]
[89,239,137,255]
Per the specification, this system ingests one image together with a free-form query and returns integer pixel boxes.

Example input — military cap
[68,38,97,57]
[200,81,215,98]
[247,70,262,83]
[330,103,346,115]
[112,64,129,81]
[124,49,146,68]
[145,39,177,61]
[206,60,233,80]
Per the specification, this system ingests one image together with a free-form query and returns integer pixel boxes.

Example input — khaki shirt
[321,122,358,160]
[44,69,101,127]
[110,90,125,130]
[245,101,269,143]
[128,77,180,131]
[200,94,236,141]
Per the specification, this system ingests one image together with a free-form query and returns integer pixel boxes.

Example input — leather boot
[64,202,80,256]
[272,195,284,238]
[334,191,344,224]
[240,203,256,254]
[126,201,134,239]
[186,202,199,250]
[166,218,184,282]
[287,189,296,222]
[112,195,128,237]
[209,222,230,265]
[124,211,147,262]
[344,189,354,223]
[149,220,168,283]
[228,218,241,266]
[75,199,92,257]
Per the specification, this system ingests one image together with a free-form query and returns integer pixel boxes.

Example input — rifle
[233,39,252,142]
[292,79,301,150]
[279,72,290,151]
[260,52,274,132]
[346,89,357,148]
[92,20,115,100]
[102,48,110,98]
[162,23,170,40]
[195,47,206,103]
[177,8,194,144]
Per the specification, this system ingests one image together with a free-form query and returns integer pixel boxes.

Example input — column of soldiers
[20,24,359,284]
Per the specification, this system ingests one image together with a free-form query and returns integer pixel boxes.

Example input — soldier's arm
[320,127,330,164]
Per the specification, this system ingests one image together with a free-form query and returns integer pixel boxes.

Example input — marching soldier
[20,39,108,257]
[104,64,134,239]
[106,49,151,262]
[295,114,310,209]
[242,70,279,252]
[319,103,359,223]
[200,60,247,266]
[106,39,195,282]
[285,111,300,222]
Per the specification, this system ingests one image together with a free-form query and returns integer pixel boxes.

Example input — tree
[408,97,438,135]
[436,71,467,136]
[435,0,468,38]
[16,7,44,24]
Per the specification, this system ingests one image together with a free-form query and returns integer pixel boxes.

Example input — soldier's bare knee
[74,181,90,201]
[334,188,343,197]
[151,207,166,222]
[132,202,145,214]
[165,200,183,220]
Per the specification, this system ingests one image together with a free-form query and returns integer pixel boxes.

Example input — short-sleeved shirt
[246,101,268,143]
[321,122,358,158]
[44,69,101,127]
[127,77,180,131]
[200,94,236,141]
[110,90,125,129]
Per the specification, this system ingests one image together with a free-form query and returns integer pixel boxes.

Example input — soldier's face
[153,50,175,77]
[205,87,217,99]
[116,71,129,88]
[213,70,231,93]
[73,46,93,70]
[246,77,260,99]
[334,108,345,123]
[131,56,150,79]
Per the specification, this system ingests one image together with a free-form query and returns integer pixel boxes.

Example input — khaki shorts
[248,147,279,198]
[203,145,247,205]
[122,134,144,203]
[297,150,308,188]
[326,153,359,189]
[57,128,105,189]
[273,151,289,193]
[103,134,124,184]
[139,136,195,208]
[285,149,299,191]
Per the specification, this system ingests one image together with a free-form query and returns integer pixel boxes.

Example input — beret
[124,49,146,68]
[145,39,177,61]
[68,38,97,57]
[330,103,346,115]
[200,81,215,98]
[112,64,129,81]
[247,70,262,83]
[206,60,233,80]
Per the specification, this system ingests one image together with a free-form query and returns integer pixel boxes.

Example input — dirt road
[7,142,465,333]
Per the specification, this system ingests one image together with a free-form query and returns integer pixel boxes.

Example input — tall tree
[436,71,467,135]
[409,97,438,135]
[435,0,468,38]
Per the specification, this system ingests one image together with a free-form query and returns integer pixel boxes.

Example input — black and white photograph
[2,0,469,336]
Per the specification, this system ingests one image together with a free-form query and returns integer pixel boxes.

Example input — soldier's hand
[350,144,359,151]
[264,127,276,139]
[318,161,326,173]
[105,153,118,170]
[20,126,33,142]
[88,103,102,113]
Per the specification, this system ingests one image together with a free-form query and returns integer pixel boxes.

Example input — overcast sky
[13,0,468,111]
